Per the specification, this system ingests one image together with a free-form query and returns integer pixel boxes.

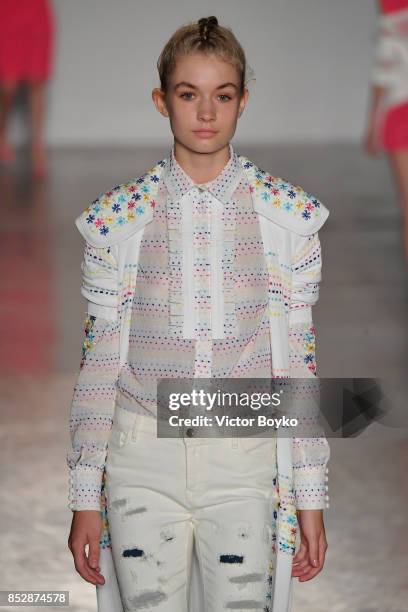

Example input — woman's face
[154,52,248,153]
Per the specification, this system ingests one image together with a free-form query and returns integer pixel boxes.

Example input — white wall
[10,0,379,145]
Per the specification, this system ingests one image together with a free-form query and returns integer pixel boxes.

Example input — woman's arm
[67,242,121,511]
[288,231,330,511]
[288,230,330,581]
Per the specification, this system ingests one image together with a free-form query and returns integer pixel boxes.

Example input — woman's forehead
[170,54,240,85]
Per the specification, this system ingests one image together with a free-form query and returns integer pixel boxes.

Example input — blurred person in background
[364,0,408,261]
[0,0,55,178]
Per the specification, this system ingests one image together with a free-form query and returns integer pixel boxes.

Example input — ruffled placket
[166,194,184,339]
[221,195,238,339]
[192,187,212,377]
[162,143,242,378]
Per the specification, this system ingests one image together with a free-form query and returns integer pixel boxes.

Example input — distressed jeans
[105,403,279,612]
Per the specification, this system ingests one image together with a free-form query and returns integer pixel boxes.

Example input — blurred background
[0,1,407,611]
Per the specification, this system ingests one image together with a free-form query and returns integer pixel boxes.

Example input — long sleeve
[67,242,121,511]
[288,231,330,510]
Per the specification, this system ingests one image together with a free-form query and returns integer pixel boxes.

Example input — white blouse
[68,146,330,518]
[371,7,408,107]
[68,146,331,612]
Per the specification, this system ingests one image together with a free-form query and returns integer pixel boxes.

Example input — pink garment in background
[381,0,408,14]
[0,0,54,82]
[377,0,408,150]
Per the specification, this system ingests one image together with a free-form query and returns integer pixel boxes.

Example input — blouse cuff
[293,464,330,510]
[67,449,106,511]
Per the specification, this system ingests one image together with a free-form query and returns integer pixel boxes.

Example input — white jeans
[105,403,280,612]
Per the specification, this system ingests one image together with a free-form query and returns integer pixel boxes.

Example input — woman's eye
[180,93,232,101]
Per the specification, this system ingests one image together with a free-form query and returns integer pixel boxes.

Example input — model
[67,16,330,612]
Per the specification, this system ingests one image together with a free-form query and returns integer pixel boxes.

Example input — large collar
[162,142,243,205]
[75,151,330,247]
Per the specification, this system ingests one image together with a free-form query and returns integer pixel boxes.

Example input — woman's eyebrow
[174,81,238,90]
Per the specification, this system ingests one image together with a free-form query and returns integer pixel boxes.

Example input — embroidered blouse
[67,144,330,518]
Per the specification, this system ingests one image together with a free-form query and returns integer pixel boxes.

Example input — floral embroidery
[237,155,323,223]
[263,559,275,609]
[80,314,96,369]
[82,160,164,239]
[99,470,111,549]
[303,324,317,375]
[276,474,298,555]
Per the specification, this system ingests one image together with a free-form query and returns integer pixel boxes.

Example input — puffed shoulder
[74,158,167,247]
[238,155,330,236]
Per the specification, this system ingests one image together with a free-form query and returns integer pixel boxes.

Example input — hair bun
[198,16,219,40]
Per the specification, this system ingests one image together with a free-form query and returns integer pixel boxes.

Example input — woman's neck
[173,141,231,184]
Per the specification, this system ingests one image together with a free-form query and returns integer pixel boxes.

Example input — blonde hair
[156,16,255,95]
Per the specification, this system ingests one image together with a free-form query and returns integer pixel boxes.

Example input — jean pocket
[239,436,277,458]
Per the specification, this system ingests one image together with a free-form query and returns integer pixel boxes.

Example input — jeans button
[186,427,194,438]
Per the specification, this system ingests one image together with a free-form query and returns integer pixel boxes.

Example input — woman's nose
[197,102,216,121]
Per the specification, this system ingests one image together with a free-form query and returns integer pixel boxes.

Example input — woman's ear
[238,87,249,117]
[151,88,169,118]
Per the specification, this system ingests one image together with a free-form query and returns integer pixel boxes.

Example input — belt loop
[131,413,140,441]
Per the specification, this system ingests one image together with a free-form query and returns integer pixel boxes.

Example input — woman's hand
[68,510,105,586]
[291,509,328,581]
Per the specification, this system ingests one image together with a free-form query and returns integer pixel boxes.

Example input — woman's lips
[193,130,218,138]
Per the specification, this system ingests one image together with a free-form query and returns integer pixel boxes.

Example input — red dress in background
[0,0,54,83]
[380,0,408,11]
[378,0,408,150]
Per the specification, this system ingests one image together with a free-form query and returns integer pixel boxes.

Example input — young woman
[67,16,330,612]
[364,0,408,260]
